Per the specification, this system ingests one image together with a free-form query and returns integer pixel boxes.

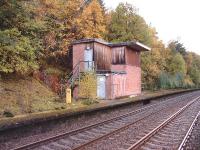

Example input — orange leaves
[76,0,106,38]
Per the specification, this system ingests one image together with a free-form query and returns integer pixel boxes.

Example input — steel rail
[72,107,165,150]
[178,110,200,150]
[127,96,200,150]
[12,93,196,150]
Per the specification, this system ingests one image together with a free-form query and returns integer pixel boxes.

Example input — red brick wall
[107,65,141,99]
[125,65,141,96]
[107,47,141,99]
[125,47,141,96]
[72,42,142,99]
[73,44,85,73]
[112,74,126,98]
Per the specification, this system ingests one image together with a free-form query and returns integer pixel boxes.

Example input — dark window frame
[112,47,126,65]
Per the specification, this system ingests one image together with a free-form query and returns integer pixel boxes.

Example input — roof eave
[72,38,151,51]
[72,38,110,45]
[135,42,151,51]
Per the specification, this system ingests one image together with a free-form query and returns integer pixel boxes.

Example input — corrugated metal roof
[72,38,109,45]
[72,38,151,51]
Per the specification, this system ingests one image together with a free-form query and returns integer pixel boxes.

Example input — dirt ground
[0,78,67,118]
[0,77,192,126]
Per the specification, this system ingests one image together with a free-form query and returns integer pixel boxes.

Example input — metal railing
[60,60,95,98]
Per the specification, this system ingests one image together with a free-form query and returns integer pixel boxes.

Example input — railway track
[127,96,200,150]
[12,93,200,150]
[178,111,200,150]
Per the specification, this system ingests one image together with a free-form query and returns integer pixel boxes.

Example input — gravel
[80,92,200,150]
[0,91,199,150]
[182,113,200,150]
[140,96,200,150]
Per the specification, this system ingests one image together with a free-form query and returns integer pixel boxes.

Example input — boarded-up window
[94,43,112,70]
[112,47,125,64]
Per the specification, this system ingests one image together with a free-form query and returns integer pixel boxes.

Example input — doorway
[84,48,93,71]
[97,75,106,99]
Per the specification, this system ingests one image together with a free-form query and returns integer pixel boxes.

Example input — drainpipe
[78,64,80,98]
[111,73,113,99]
[123,75,126,96]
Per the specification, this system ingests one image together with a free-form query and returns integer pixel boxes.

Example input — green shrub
[183,75,195,88]
[81,99,99,106]
[44,67,65,76]
[79,72,97,100]
[159,72,192,89]
[0,28,38,75]
[3,110,14,117]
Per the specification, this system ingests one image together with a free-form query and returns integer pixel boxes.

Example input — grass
[0,76,99,120]
[0,77,191,118]
[0,76,195,125]
[0,77,68,118]
[81,99,99,106]
[0,81,195,129]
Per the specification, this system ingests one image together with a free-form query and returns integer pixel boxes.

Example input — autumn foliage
[0,0,200,90]
[76,0,106,38]
[79,72,97,99]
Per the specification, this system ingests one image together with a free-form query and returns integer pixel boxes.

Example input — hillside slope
[0,78,66,118]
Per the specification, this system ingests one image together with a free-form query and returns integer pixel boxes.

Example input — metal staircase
[66,61,95,88]
[59,60,95,98]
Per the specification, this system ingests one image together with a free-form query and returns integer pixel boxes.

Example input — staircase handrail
[66,60,95,88]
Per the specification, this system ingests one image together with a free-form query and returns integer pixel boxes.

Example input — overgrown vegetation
[0,0,200,94]
[79,72,97,100]
[0,78,66,117]
[81,99,99,106]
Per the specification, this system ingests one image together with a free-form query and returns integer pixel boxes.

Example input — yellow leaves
[184,52,193,69]
[26,0,85,57]
[169,53,186,75]
[184,75,194,87]
[76,0,106,38]
[35,0,83,21]
[79,72,97,99]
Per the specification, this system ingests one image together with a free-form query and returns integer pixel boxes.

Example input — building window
[112,47,125,64]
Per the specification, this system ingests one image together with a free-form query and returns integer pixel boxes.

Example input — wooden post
[66,88,71,104]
